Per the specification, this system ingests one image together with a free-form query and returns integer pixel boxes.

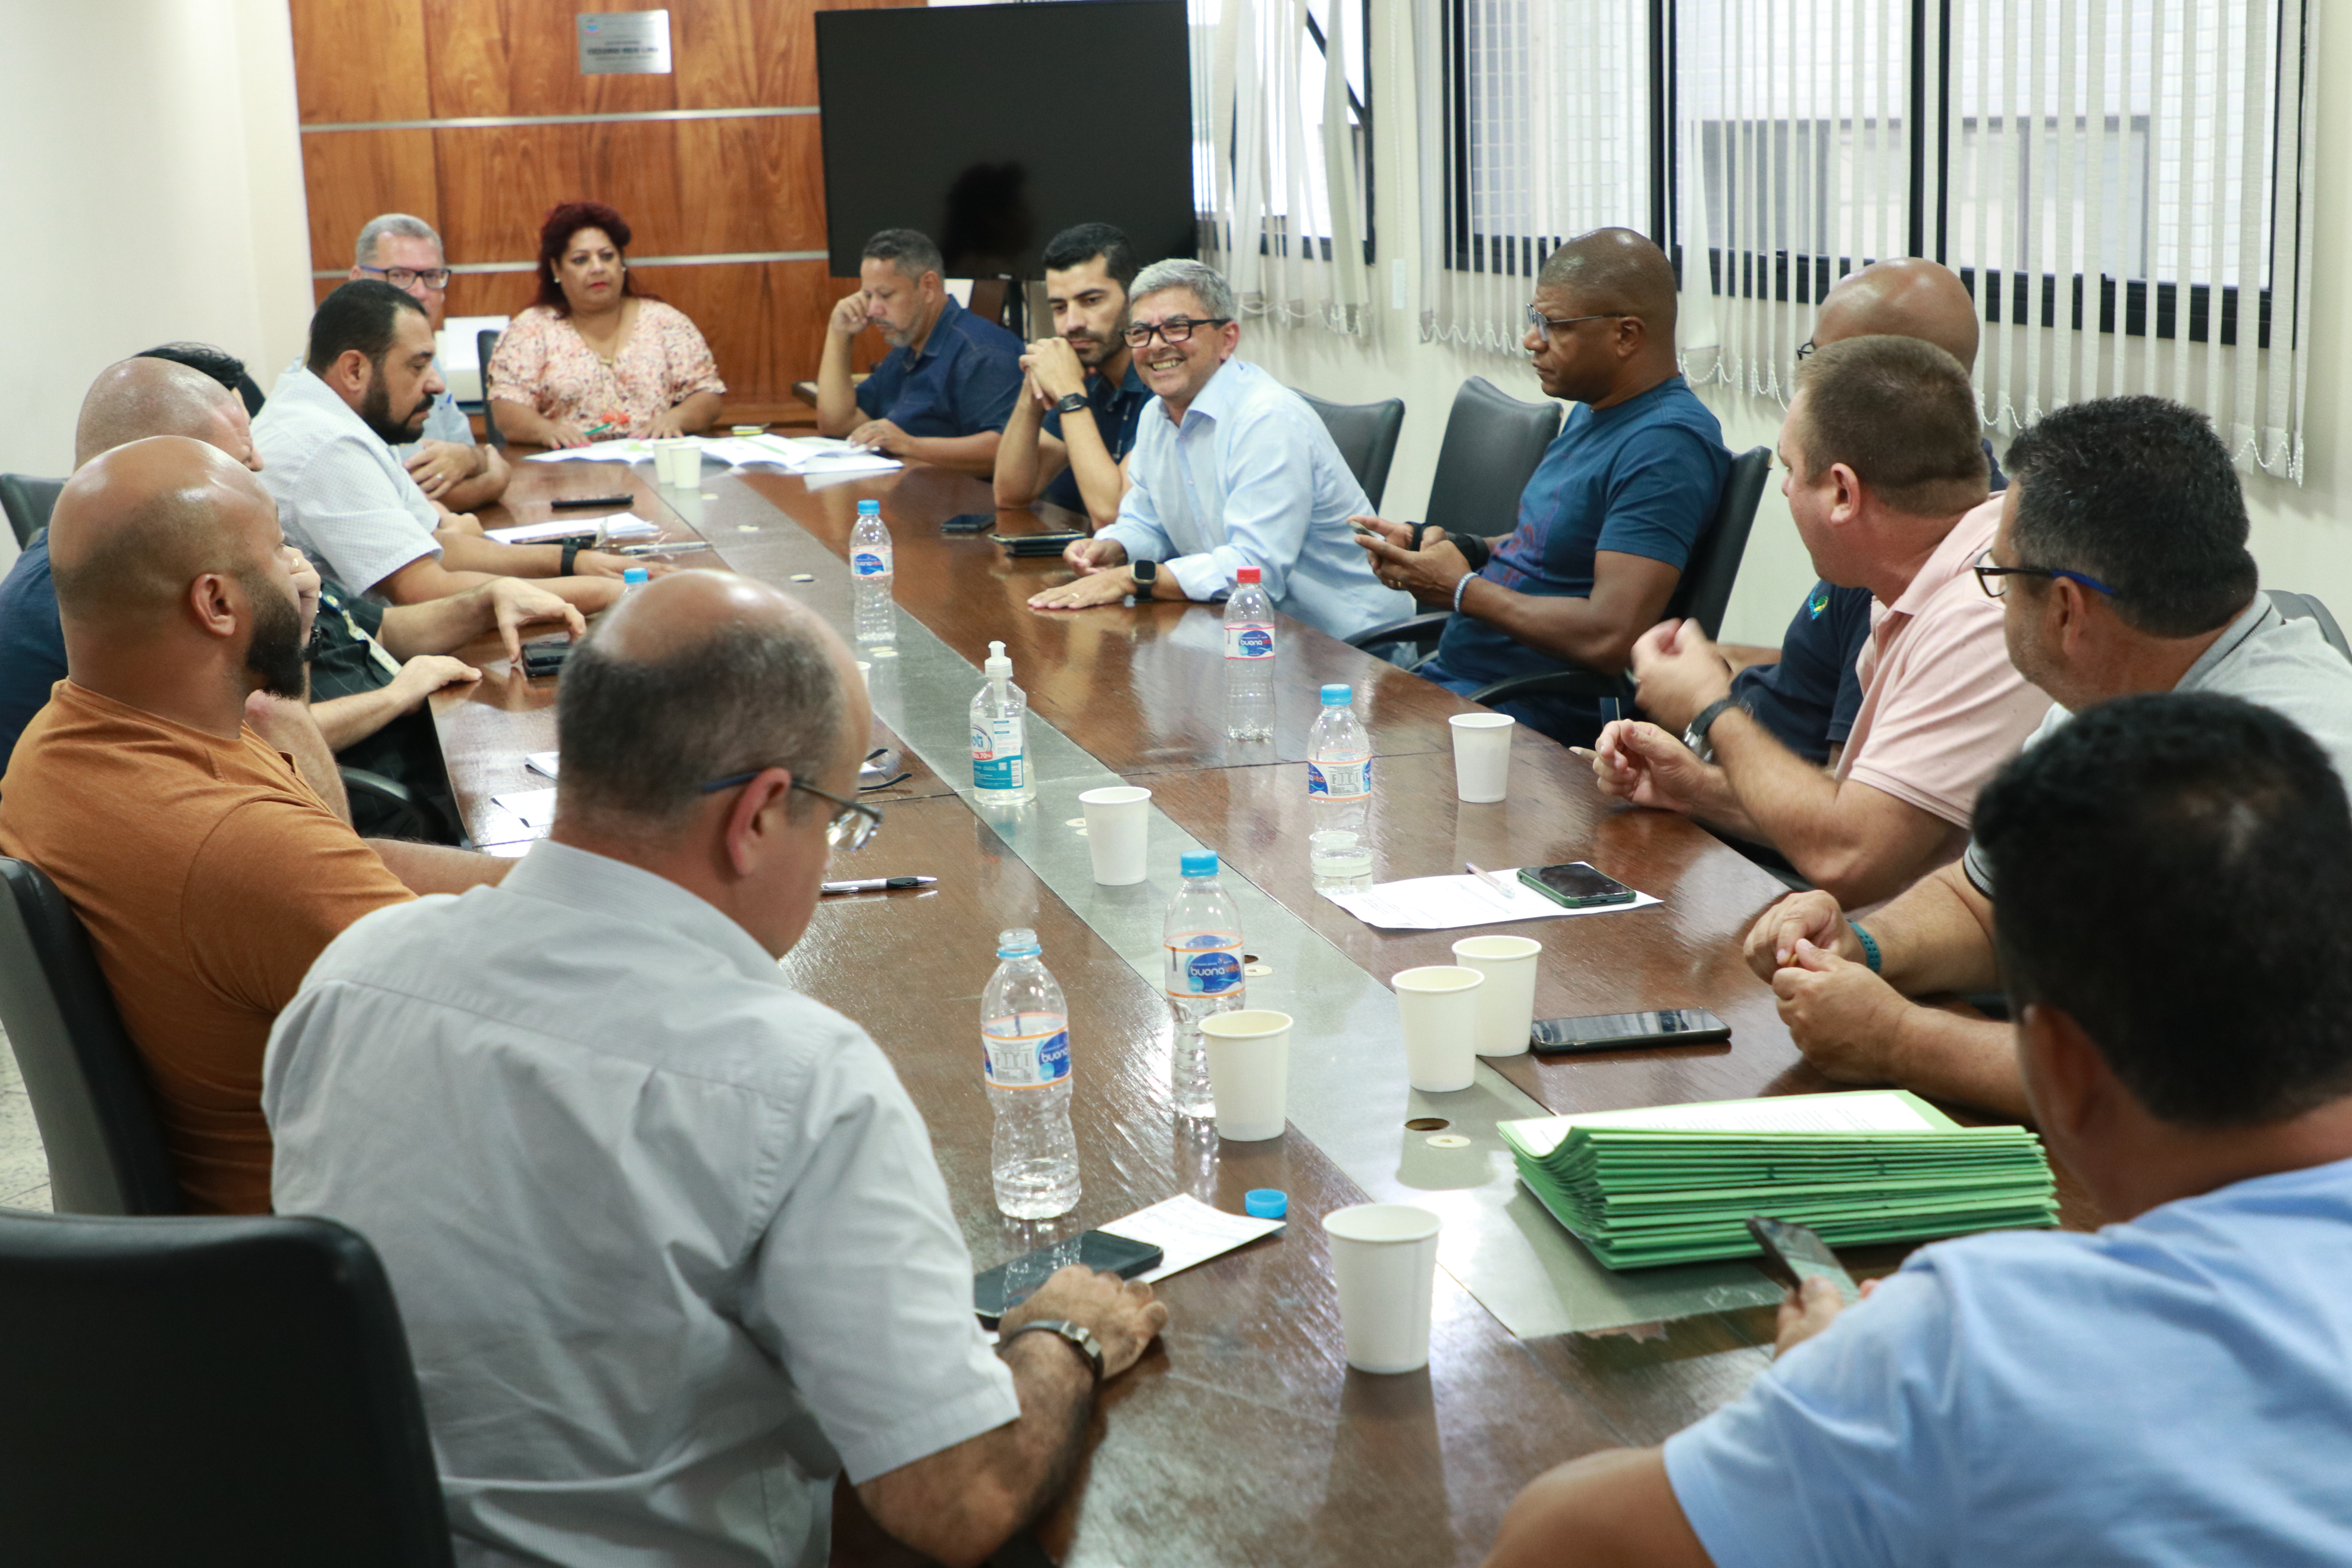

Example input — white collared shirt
[263,840,1020,1567]
[252,366,443,598]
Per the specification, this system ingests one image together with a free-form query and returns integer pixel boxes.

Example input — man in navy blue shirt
[1356,229,1730,748]
[994,223,1153,530]
[815,228,1024,477]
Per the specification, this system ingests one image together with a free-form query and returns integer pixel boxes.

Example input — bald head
[1538,228,1679,335]
[48,437,278,630]
[1815,259,1981,368]
[73,358,254,472]
[555,572,862,838]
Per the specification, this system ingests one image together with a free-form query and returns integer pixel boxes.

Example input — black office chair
[0,858,183,1216]
[1344,377,1564,653]
[475,328,506,448]
[340,708,470,846]
[0,1209,455,1566]
[2267,588,2351,660]
[1,473,64,548]
[1297,391,1406,510]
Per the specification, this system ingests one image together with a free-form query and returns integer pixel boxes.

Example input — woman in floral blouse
[488,201,726,446]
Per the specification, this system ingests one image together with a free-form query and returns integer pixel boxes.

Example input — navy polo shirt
[1039,360,1151,513]
[0,534,66,767]
[853,296,1024,439]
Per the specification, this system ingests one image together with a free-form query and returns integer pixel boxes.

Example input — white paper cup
[1200,1009,1292,1142]
[1078,785,1152,885]
[1392,966,1483,1092]
[1448,713,1516,803]
[1323,1203,1443,1373]
[653,438,699,485]
[1451,934,1542,1057]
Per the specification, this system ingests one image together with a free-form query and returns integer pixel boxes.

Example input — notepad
[1497,1090,2060,1270]
[1322,867,1660,930]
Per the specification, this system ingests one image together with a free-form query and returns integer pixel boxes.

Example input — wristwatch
[1131,559,1158,592]
[1053,392,1090,416]
[560,539,584,576]
[1683,696,1741,766]
[1002,1318,1105,1383]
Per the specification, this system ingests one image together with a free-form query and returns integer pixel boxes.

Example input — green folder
[1497,1090,2060,1270]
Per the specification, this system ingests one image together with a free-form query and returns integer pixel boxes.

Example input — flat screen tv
[815,0,1197,279]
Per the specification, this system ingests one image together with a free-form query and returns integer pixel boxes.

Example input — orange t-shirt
[0,681,414,1213]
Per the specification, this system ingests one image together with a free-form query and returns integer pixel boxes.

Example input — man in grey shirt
[265,572,1166,1567]
[1738,395,2352,1119]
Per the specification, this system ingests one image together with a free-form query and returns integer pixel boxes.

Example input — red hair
[531,201,661,315]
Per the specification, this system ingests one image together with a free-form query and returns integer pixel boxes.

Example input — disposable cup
[1323,1203,1443,1373]
[653,437,699,485]
[1078,785,1152,885]
[1448,712,1516,802]
[1392,965,1483,1092]
[1200,1009,1292,1142]
[1451,934,1542,1057]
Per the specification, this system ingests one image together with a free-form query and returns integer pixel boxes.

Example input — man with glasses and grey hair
[264,570,1169,1568]
[341,212,510,510]
[1027,258,1410,640]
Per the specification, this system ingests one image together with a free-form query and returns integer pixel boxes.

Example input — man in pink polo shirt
[1590,336,2049,907]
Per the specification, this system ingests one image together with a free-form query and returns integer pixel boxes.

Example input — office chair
[2267,589,2351,661]
[0,1209,454,1566]
[0,858,183,1215]
[1296,391,1406,510]
[1343,377,1564,653]
[339,708,470,846]
[0,473,65,548]
[475,328,506,447]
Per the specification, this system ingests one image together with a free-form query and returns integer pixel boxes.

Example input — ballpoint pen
[1464,862,1513,896]
[617,540,713,556]
[820,875,938,895]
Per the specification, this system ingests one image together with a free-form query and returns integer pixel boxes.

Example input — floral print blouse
[487,299,726,437]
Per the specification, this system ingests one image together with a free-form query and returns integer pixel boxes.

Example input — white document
[800,450,903,476]
[490,788,557,828]
[485,513,663,546]
[1499,1091,1944,1159]
[697,437,786,467]
[1097,1194,1285,1284]
[1321,867,1660,930]
[523,439,652,465]
[524,751,560,779]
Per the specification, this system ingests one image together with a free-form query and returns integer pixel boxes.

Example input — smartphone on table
[941,511,996,535]
[973,1230,1165,1320]
[1517,862,1640,908]
[1528,1007,1730,1054]
[1744,1215,1862,1303]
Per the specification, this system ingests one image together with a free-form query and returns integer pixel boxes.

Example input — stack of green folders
[1496,1089,2059,1270]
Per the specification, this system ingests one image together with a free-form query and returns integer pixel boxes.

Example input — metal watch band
[1683,696,1740,766]
[1054,392,1091,416]
[1002,1318,1104,1383]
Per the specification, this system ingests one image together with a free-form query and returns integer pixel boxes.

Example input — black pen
[821,875,937,895]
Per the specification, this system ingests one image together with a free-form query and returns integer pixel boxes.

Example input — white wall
[0,0,312,558]
[1245,0,2352,646]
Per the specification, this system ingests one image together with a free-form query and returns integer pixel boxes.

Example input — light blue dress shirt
[1097,357,1410,642]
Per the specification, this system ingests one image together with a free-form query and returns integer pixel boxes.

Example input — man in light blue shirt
[1027,258,1410,642]
[1485,691,2352,1568]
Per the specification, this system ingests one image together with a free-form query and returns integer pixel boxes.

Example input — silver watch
[1003,1318,1105,1383]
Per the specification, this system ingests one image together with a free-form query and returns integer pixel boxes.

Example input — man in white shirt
[265,570,1166,1567]
[346,211,510,511]
[1026,258,1410,641]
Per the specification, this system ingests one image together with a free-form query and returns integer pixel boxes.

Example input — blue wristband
[1452,572,1474,613]
[1848,920,1882,973]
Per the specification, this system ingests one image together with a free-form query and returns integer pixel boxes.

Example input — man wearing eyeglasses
[1741,395,2352,1120]
[265,570,1170,1568]
[346,212,510,511]
[1026,258,1410,639]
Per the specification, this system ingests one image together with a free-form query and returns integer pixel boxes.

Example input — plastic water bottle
[971,640,1034,806]
[1223,565,1275,740]
[1163,850,1245,1119]
[621,566,650,592]
[849,499,894,645]
[983,928,1080,1219]
[1307,684,1374,888]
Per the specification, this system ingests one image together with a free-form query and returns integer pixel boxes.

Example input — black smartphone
[550,494,633,510]
[1001,532,1088,557]
[1744,1215,1861,1303]
[1528,1007,1731,1053]
[973,1231,1165,1320]
[519,637,572,679]
[1518,862,1640,908]
[942,511,997,535]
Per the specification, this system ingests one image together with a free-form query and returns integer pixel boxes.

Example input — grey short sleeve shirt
[262,840,1020,1567]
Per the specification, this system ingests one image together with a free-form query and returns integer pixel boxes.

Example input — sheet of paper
[696,437,785,467]
[490,788,557,828]
[485,513,663,545]
[524,751,560,779]
[1096,1194,1284,1283]
[1321,867,1660,930]
[800,451,903,476]
[1500,1090,1946,1159]
[600,515,660,538]
[523,439,652,465]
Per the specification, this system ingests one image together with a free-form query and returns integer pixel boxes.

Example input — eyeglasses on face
[1973,550,2118,600]
[360,265,454,290]
[1122,316,1231,348]
[1525,305,1631,343]
[696,772,884,852]
[1796,338,1818,359]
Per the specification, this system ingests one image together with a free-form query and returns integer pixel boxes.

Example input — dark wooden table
[431,456,2081,1566]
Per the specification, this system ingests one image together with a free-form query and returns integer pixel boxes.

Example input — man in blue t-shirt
[1354,228,1729,748]
[994,223,1153,530]
[815,228,1024,477]
[1484,692,2352,1568]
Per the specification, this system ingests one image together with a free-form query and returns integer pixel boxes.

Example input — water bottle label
[1164,935,1245,998]
[982,1019,1071,1088]
[852,546,894,579]
[1225,623,1274,660]
[1307,757,1371,801]
[972,716,1026,789]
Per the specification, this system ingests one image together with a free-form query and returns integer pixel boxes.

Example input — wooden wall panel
[301,129,441,271]
[292,0,431,123]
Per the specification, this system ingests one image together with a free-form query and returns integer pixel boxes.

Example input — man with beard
[993,223,1152,529]
[815,228,1024,476]
[0,437,510,1212]
[253,280,632,606]
[346,211,510,511]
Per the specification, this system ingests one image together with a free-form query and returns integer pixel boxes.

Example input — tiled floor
[0,1025,55,1211]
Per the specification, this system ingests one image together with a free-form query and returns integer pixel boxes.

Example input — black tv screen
[815,0,1197,279]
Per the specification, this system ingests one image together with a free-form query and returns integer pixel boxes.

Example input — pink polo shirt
[1836,497,2052,828]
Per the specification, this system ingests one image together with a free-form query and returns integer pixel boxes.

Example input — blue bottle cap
[857,499,881,514]
[1180,850,1219,878]
[1320,684,1351,705]
[1244,1189,1287,1219]
[621,567,650,584]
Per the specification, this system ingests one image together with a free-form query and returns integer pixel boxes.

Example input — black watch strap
[1054,392,1091,416]
[1683,696,1741,765]
[1002,1319,1104,1383]
[560,539,583,576]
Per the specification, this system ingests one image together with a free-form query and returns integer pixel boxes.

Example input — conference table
[434,448,2089,1568]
